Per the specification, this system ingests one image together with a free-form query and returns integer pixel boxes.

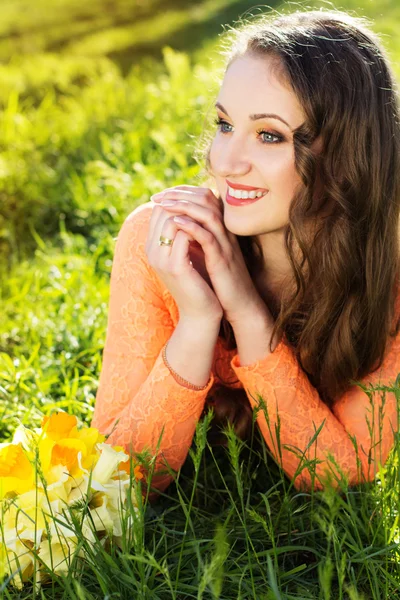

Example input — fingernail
[150,192,165,202]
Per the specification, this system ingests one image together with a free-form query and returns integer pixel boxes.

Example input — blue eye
[214,117,283,144]
[214,117,232,134]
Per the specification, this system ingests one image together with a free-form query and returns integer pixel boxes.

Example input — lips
[226,179,268,192]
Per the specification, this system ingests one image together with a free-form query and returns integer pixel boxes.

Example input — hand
[151,184,269,326]
[145,191,224,324]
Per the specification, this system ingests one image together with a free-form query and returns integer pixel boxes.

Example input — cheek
[266,150,300,193]
[208,138,219,172]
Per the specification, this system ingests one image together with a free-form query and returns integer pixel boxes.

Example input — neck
[254,230,293,299]
[253,227,308,322]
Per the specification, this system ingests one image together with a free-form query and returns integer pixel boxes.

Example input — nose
[210,136,251,179]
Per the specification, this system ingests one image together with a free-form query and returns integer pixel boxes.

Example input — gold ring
[158,235,174,247]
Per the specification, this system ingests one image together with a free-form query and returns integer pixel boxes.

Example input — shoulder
[115,201,177,315]
[125,200,154,225]
[113,201,154,254]
[118,201,154,240]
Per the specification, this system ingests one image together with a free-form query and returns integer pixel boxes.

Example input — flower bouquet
[0,412,144,590]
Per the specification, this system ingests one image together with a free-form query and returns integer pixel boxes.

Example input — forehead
[217,53,305,127]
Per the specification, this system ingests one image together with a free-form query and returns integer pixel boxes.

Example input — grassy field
[1,0,400,597]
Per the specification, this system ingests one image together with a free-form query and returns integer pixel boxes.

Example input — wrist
[229,304,274,331]
[166,317,219,389]
[230,310,276,367]
[179,314,222,331]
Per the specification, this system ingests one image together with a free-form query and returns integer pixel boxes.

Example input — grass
[1,410,400,598]
[1,0,400,597]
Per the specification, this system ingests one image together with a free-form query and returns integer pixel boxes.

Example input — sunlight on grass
[1,0,400,597]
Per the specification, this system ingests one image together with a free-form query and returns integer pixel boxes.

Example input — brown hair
[196,8,400,447]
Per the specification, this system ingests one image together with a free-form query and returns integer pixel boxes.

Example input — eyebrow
[215,102,292,130]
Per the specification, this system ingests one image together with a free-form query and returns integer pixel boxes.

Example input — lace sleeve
[91,203,214,497]
[230,332,400,491]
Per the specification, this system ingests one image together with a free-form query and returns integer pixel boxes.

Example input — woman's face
[209,52,306,238]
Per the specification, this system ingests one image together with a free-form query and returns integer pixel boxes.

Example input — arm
[91,204,219,497]
[230,311,400,490]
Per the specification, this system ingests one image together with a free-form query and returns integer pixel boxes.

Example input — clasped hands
[151,184,271,328]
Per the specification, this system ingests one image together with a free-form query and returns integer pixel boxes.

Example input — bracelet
[162,342,211,390]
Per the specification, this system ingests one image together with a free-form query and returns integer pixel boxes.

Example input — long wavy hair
[196,8,400,446]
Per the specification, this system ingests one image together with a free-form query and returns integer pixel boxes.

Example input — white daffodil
[67,484,91,507]
[1,539,35,590]
[90,443,129,485]
[38,537,82,577]
[47,511,79,540]
[12,424,39,452]
[85,501,114,536]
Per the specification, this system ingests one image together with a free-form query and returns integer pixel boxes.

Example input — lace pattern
[92,202,400,494]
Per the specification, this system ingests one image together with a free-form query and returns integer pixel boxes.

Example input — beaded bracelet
[162,342,211,390]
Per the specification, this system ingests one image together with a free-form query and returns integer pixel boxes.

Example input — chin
[224,223,257,237]
[221,213,251,232]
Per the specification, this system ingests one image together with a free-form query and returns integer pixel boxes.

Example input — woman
[92,9,400,499]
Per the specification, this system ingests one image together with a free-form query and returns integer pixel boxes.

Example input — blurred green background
[1,3,400,597]
[0,0,399,431]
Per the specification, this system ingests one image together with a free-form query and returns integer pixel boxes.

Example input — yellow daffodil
[41,413,78,441]
[38,438,86,479]
[40,464,72,503]
[112,445,144,481]
[0,444,34,500]
[50,438,88,477]
[75,426,106,458]
[0,412,142,590]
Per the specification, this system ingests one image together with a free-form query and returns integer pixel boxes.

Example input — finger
[147,204,178,255]
[146,205,177,259]
[151,186,219,208]
[157,215,195,261]
[151,189,199,204]
[165,185,214,195]
[151,205,179,253]
[147,205,197,260]
[152,185,209,197]
[172,217,223,274]
[147,191,220,254]
[150,199,211,248]
[161,200,230,253]
[146,204,164,253]
[169,228,197,272]
[152,210,199,267]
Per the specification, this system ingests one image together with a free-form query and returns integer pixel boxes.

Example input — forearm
[230,318,398,489]
[102,316,220,498]
[165,316,221,387]
[232,309,276,366]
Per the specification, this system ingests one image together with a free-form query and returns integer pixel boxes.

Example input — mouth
[226,179,268,191]
[226,186,268,206]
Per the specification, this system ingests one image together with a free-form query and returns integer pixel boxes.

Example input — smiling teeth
[228,186,267,199]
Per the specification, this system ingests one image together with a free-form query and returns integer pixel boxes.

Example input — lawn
[1,0,400,597]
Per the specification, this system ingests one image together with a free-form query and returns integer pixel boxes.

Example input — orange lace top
[91,202,400,494]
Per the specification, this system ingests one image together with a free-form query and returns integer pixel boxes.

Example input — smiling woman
[92,8,400,499]
[209,52,305,247]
